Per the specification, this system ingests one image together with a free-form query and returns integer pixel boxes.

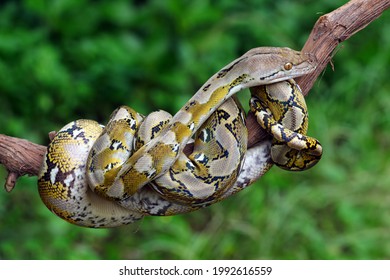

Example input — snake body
[38,47,320,228]
[250,79,322,170]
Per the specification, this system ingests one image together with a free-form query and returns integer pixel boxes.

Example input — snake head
[241,47,318,85]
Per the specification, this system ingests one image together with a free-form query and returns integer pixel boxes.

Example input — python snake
[38,47,321,228]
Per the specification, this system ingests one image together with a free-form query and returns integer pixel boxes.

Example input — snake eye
[284,62,293,71]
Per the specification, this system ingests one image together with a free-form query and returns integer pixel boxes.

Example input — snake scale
[38,47,322,228]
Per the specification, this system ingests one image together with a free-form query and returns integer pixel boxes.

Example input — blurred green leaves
[1,0,390,259]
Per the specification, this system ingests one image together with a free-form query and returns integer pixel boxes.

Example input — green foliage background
[1,0,390,259]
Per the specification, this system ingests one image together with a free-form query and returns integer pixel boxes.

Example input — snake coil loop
[38,47,321,228]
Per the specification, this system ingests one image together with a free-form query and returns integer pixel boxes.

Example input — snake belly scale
[38,47,319,228]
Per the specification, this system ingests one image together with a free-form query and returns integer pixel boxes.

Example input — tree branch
[297,0,390,95]
[0,134,46,191]
[1,0,389,192]
[246,0,390,147]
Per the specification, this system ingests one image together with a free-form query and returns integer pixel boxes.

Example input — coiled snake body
[38,47,322,228]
